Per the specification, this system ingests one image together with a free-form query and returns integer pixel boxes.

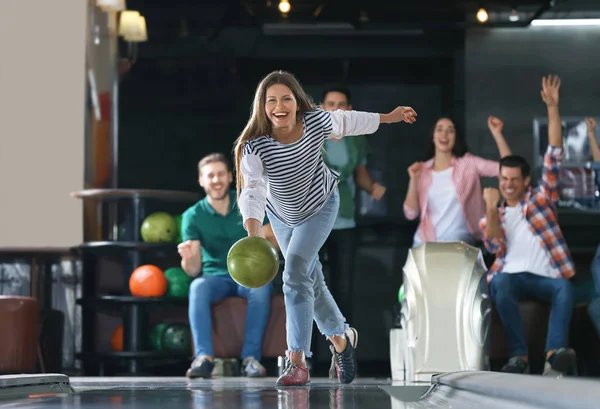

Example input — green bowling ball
[227,236,279,289]
[164,267,192,298]
[149,323,169,351]
[162,323,192,353]
[173,214,183,244]
[398,284,405,303]
[140,212,178,243]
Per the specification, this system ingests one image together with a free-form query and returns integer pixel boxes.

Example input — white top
[413,167,470,246]
[502,204,557,278]
[238,108,380,227]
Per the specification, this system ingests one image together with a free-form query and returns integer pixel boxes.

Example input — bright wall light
[279,0,291,14]
[531,19,600,26]
[124,16,147,42]
[476,8,488,23]
[119,10,140,36]
[119,10,148,42]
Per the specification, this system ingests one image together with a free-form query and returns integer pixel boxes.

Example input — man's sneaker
[329,327,358,379]
[543,348,577,377]
[501,356,530,374]
[186,356,215,379]
[242,357,267,377]
[276,355,310,386]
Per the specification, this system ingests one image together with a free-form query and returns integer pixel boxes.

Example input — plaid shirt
[479,145,575,284]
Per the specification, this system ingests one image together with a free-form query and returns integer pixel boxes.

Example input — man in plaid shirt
[479,75,576,377]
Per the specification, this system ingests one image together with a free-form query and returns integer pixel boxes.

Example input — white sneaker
[242,357,267,377]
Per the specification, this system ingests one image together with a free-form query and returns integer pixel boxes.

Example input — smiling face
[265,84,298,129]
[433,118,456,154]
[199,161,232,201]
[499,166,530,206]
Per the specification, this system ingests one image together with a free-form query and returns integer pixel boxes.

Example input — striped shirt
[403,153,500,243]
[479,145,575,284]
[238,108,380,227]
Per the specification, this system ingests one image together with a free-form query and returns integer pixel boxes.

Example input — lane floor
[0,376,578,409]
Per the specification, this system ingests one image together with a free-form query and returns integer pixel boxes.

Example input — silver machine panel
[391,242,491,382]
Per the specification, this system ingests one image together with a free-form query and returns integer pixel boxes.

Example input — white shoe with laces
[242,356,267,377]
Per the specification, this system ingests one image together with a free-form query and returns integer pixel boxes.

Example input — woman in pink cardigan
[403,116,511,247]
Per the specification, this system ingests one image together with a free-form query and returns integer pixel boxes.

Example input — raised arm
[543,76,563,149]
[238,145,268,236]
[487,116,512,158]
[538,75,563,202]
[585,117,600,162]
[466,116,512,178]
[327,106,417,139]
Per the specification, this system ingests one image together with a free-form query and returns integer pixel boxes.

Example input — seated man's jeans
[588,244,600,336]
[188,273,273,360]
[490,272,574,357]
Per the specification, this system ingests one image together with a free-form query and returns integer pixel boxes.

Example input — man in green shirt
[321,86,386,326]
[178,153,278,379]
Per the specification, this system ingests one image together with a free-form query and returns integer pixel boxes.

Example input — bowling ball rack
[71,189,200,376]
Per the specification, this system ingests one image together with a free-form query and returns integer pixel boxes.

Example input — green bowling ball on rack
[162,323,192,353]
[164,267,192,298]
[173,214,183,244]
[149,323,169,351]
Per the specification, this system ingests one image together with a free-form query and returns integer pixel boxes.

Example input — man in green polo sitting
[178,153,278,379]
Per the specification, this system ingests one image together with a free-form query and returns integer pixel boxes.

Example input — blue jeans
[588,244,600,335]
[188,273,272,360]
[490,272,574,356]
[267,189,347,358]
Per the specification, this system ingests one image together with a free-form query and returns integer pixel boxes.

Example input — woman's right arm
[326,106,417,140]
[238,150,268,236]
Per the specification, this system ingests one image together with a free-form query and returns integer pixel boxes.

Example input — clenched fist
[483,188,501,209]
[408,162,423,180]
[177,240,195,260]
[371,182,386,200]
[487,116,504,135]
[586,117,597,134]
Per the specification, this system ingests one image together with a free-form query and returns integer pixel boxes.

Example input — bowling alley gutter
[432,371,600,409]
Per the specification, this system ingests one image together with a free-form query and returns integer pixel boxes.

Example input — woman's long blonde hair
[233,70,317,200]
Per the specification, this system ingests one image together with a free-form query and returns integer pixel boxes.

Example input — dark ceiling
[126,0,600,39]
[114,0,600,112]
[118,0,600,62]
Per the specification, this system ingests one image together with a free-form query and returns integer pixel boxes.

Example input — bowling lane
[0,376,573,409]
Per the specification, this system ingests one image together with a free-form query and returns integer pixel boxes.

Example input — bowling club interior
[2,0,600,408]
